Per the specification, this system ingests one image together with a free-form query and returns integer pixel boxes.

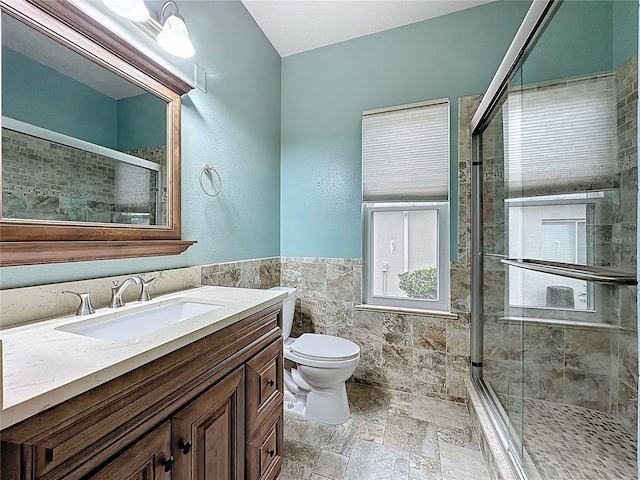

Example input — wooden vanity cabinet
[172,367,245,480]
[0,303,284,480]
[245,340,284,480]
[89,421,173,480]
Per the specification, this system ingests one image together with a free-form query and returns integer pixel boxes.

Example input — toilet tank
[268,286,297,340]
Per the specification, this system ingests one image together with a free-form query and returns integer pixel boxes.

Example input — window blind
[362,100,449,202]
[504,75,616,194]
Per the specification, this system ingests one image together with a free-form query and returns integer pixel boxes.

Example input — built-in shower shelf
[501,258,637,285]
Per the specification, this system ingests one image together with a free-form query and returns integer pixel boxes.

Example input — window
[362,99,450,311]
[507,194,594,311]
[503,75,616,317]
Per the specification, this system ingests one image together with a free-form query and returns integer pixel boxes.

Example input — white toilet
[270,286,360,425]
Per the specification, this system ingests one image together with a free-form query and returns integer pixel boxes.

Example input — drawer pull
[180,440,193,455]
[267,449,275,457]
[161,455,175,472]
[266,379,275,387]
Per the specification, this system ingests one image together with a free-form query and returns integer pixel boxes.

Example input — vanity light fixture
[101,0,150,22]
[156,1,195,58]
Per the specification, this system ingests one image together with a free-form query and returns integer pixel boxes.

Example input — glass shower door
[478,67,527,465]
[474,1,638,477]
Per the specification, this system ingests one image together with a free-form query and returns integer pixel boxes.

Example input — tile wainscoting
[280,257,471,402]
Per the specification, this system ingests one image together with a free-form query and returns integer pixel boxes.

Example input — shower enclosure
[470,1,638,478]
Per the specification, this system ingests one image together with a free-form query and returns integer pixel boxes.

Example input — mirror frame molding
[0,0,196,266]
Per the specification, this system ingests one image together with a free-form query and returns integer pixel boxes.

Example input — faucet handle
[138,276,158,302]
[63,291,95,316]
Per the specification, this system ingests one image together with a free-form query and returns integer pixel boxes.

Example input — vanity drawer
[246,406,283,480]
[246,339,283,435]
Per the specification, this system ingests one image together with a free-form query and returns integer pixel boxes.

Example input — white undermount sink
[57,301,223,342]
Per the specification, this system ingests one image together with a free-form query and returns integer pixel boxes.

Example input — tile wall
[2,128,116,222]
[200,257,281,290]
[614,55,638,432]
[279,257,469,402]
[1,128,165,225]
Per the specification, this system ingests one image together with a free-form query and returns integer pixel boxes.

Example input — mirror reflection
[1,12,168,225]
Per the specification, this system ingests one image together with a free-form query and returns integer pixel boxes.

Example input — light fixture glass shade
[101,0,150,22]
[156,13,195,58]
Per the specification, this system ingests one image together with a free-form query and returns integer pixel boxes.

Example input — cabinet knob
[180,440,193,455]
[267,379,275,387]
[267,449,275,458]
[160,455,175,472]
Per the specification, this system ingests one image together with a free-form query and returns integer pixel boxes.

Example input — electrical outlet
[382,262,388,272]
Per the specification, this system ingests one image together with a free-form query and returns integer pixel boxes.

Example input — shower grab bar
[501,258,637,285]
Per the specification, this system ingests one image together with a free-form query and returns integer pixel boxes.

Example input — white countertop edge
[1,286,287,430]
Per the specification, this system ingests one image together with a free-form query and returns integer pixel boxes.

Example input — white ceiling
[241,0,498,57]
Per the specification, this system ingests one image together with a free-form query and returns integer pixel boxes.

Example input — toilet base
[283,396,307,419]
[283,380,350,425]
[306,383,350,425]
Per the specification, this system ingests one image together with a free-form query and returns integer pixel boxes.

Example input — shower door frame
[469,0,563,478]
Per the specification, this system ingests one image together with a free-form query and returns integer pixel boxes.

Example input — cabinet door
[173,366,245,480]
[88,421,173,480]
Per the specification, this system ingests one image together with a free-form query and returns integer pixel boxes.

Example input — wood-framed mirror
[0,0,195,266]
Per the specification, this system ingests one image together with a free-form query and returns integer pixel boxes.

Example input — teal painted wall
[523,1,614,84]
[2,47,118,149]
[2,47,167,152]
[280,1,532,259]
[1,0,281,288]
[613,0,639,69]
[117,93,167,151]
[279,0,618,259]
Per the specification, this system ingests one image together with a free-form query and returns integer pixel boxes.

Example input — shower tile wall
[125,145,167,224]
[2,129,116,222]
[1,129,165,224]
[477,56,638,435]
[614,55,638,433]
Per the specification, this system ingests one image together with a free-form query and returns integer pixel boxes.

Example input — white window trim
[363,202,450,312]
[505,194,601,319]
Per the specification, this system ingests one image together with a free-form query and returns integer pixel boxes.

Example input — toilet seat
[284,334,360,369]
[290,334,360,361]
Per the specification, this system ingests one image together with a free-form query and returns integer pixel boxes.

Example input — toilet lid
[290,334,360,361]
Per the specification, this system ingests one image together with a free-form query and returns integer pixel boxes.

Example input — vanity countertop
[0,286,286,430]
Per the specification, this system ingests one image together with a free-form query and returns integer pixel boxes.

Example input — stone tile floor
[277,383,490,480]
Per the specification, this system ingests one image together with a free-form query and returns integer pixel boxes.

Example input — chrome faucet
[109,277,143,308]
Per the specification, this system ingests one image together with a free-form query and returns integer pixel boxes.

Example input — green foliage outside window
[398,268,437,299]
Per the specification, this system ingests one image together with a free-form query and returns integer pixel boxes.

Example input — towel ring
[199,164,222,197]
